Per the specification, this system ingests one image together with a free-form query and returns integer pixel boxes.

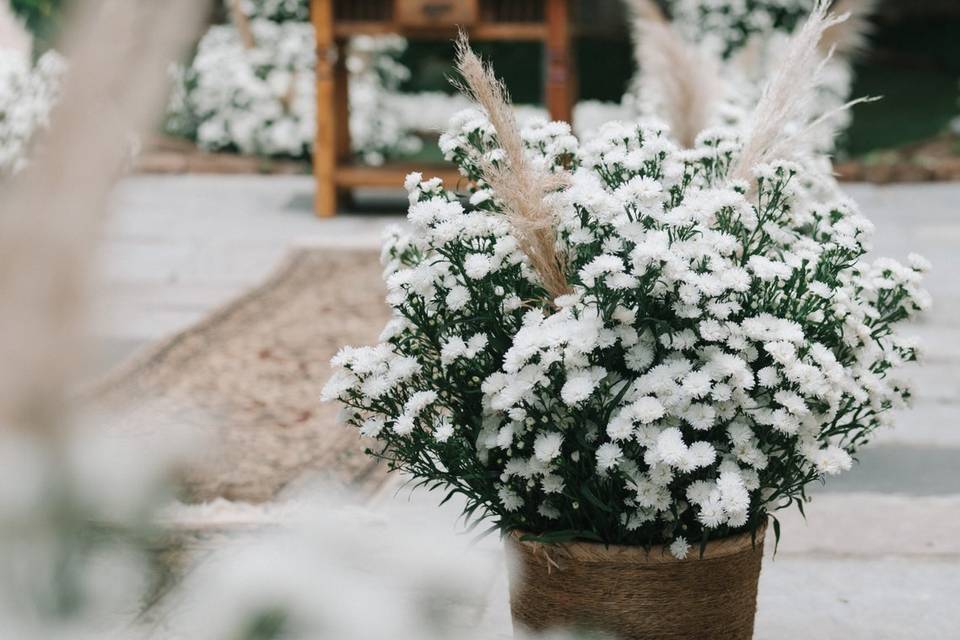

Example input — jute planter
[505,524,766,640]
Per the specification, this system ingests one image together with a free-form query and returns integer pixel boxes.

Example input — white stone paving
[100,175,960,638]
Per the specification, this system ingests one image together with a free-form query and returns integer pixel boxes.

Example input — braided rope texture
[506,525,766,640]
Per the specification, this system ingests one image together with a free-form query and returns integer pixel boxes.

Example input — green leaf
[771,515,782,557]
[579,484,613,513]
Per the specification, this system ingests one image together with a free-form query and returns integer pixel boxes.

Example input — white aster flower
[669,536,691,560]
[595,443,623,472]
[533,432,564,463]
[463,253,493,279]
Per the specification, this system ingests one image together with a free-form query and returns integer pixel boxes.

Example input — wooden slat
[333,21,548,40]
[312,0,338,217]
[334,164,467,190]
[313,0,581,216]
[471,23,548,39]
[544,0,574,123]
[395,0,479,28]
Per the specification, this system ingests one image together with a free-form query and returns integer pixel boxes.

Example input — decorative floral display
[166,20,316,157]
[625,0,876,154]
[0,48,64,174]
[166,4,419,164]
[167,15,624,164]
[240,0,309,21]
[325,32,929,553]
[669,0,813,59]
[346,34,424,166]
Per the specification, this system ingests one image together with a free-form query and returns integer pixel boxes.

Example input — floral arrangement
[239,0,309,21]
[624,0,877,154]
[345,34,424,166]
[166,1,420,164]
[166,19,316,157]
[668,0,813,59]
[324,31,929,556]
[0,49,63,174]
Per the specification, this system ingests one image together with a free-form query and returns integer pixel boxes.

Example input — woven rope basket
[505,524,766,640]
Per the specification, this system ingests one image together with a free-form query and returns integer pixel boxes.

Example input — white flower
[541,474,565,494]
[606,415,634,442]
[393,415,415,435]
[434,418,455,442]
[463,253,493,279]
[687,442,717,468]
[632,396,666,423]
[682,403,717,431]
[403,171,423,191]
[655,428,687,467]
[681,371,713,399]
[321,370,356,402]
[764,341,797,364]
[533,433,564,462]
[669,536,691,560]
[538,502,561,519]
[757,366,780,387]
[748,255,792,282]
[907,253,931,272]
[496,423,515,449]
[807,445,853,475]
[498,486,524,511]
[404,390,437,417]
[718,469,750,515]
[445,285,470,311]
[359,417,385,438]
[596,443,623,472]
[561,368,605,406]
[774,390,809,415]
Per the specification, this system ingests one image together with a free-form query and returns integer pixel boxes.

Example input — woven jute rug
[89,247,391,503]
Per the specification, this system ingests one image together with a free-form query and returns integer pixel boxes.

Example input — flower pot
[505,524,766,640]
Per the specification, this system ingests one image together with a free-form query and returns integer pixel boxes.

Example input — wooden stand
[310,0,577,217]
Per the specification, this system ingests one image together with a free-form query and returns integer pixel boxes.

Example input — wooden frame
[310,0,577,217]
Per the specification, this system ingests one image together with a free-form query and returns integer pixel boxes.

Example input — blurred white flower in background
[166,20,316,158]
[166,0,628,164]
[166,11,422,164]
[0,2,65,174]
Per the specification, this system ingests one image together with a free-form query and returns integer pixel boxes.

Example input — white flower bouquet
[325,22,929,559]
[166,19,316,158]
[669,0,814,59]
[166,2,420,164]
[239,0,309,21]
[625,0,878,154]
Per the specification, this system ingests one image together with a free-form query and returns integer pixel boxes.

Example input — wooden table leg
[312,0,338,217]
[545,0,575,124]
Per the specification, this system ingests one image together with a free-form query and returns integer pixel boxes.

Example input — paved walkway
[101,175,960,638]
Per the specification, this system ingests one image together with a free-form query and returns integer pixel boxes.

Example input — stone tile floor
[101,175,960,638]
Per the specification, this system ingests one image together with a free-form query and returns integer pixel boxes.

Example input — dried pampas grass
[623,0,667,24]
[229,0,257,49]
[0,0,210,433]
[632,17,721,148]
[822,0,879,58]
[731,2,851,182]
[453,34,570,300]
